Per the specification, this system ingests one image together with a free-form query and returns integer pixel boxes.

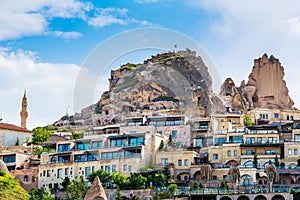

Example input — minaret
[20,90,28,129]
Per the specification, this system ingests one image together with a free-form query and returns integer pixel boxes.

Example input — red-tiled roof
[0,123,32,133]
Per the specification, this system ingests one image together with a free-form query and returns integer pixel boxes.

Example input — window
[110,139,126,147]
[58,156,70,163]
[88,153,98,161]
[195,139,203,147]
[129,165,132,172]
[265,150,276,155]
[77,143,90,150]
[65,168,69,176]
[112,165,117,172]
[274,113,279,118]
[123,164,127,171]
[92,166,95,172]
[157,131,162,135]
[74,155,86,162]
[105,165,110,172]
[282,180,287,185]
[57,144,70,152]
[161,158,168,166]
[178,160,182,166]
[234,150,237,157]
[3,155,16,163]
[47,170,51,177]
[129,137,145,146]
[51,156,56,163]
[171,130,178,138]
[24,175,28,182]
[85,167,91,177]
[57,169,62,178]
[295,134,300,142]
[215,137,226,146]
[295,149,298,155]
[288,150,292,155]
[246,150,253,155]
[43,170,46,177]
[184,159,189,166]
[92,141,103,149]
[213,154,218,160]
[227,150,231,157]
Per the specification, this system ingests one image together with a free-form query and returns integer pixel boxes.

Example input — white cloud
[0,48,80,129]
[87,8,129,27]
[51,31,83,39]
[0,0,91,40]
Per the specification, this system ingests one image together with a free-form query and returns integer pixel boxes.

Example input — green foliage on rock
[32,127,52,144]
[120,63,141,71]
[0,171,30,200]
[152,95,179,103]
[71,132,83,139]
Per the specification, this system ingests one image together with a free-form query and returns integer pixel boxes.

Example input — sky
[1,0,300,129]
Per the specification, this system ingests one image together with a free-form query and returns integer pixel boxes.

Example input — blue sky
[1,0,300,129]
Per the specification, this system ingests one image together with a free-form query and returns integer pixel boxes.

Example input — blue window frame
[92,141,102,149]
[3,155,16,163]
[58,144,70,152]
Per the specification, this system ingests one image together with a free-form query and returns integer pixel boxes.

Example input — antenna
[65,106,70,117]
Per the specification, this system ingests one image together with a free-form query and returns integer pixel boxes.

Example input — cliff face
[74,49,225,126]
[220,53,294,112]
[247,53,294,109]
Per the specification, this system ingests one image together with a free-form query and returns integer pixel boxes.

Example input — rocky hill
[220,53,294,111]
[74,49,225,126]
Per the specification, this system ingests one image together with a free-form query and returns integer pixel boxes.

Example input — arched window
[244,160,254,168]
[241,175,253,186]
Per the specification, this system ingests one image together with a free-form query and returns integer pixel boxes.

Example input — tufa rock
[0,159,9,172]
[247,53,294,109]
[84,176,107,200]
[74,49,225,126]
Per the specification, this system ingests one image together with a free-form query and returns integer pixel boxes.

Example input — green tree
[32,127,52,144]
[65,176,87,200]
[61,177,71,190]
[168,134,172,145]
[0,171,30,200]
[253,154,258,168]
[158,140,164,150]
[244,112,255,126]
[126,173,147,189]
[153,172,168,188]
[153,189,160,200]
[88,169,113,189]
[71,132,83,139]
[15,137,20,146]
[29,188,54,200]
[220,179,228,189]
[193,181,201,189]
[168,184,177,197]
[115,187,123,200]
[274,155,280,167]
[112,172,128,189]
[33,147,43,158]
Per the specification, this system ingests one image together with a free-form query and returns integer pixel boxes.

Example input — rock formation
[74,49,225,126]
[220,53,294,112]
[84,176,107,200]
[247,53,294,109]
[0,159,9,172]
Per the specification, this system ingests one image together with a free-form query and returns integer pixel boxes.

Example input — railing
[174,187,290,196]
